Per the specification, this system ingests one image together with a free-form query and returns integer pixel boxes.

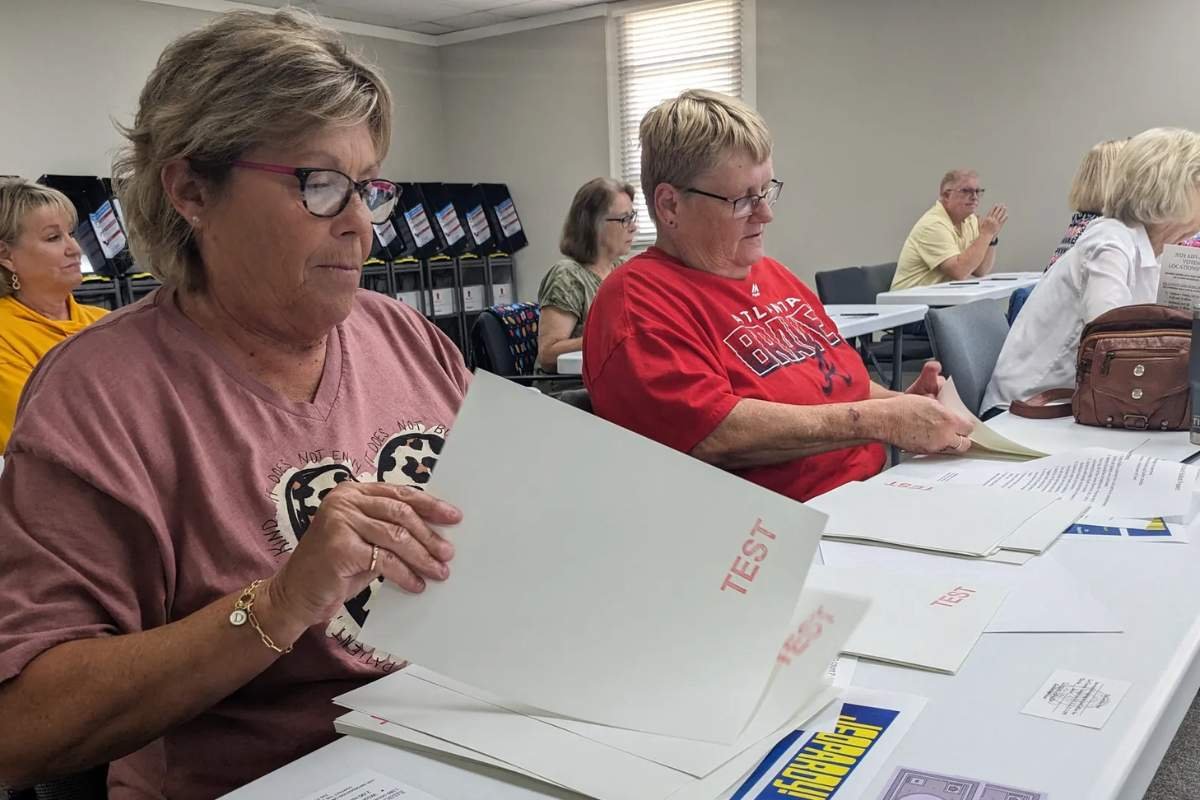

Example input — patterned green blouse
[536,258,603,337]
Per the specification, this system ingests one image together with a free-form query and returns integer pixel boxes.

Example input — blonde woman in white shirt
[985,127,1200,411]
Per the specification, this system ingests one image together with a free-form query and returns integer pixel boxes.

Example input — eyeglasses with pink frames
[230,160,400,223]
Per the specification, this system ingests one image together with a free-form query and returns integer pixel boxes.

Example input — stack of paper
[345,373,871,799]
[926,447,1200,522]
[808,479,1087,559]
[340,588,866,800]
[939,377,1047,460]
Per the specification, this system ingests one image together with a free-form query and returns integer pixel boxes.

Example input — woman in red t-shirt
[583,89,973,503]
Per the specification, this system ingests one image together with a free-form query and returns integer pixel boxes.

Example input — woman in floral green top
[536,178,636,372]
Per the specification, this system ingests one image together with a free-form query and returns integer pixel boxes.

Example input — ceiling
[234,0,610,35]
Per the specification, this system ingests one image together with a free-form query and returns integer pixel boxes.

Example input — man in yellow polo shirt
[892,169,1009,289]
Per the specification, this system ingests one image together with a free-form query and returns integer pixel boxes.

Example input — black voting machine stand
[28,174,527,360]
[369,181,526,358]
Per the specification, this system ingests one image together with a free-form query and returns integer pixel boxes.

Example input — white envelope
[809,479,1066,557]
[818,540,1122,634]
[806,565,1009,673]
[359,371,829,743]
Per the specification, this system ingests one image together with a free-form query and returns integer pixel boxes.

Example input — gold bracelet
[230,579,293,654]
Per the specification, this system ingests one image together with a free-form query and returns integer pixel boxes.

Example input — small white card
[300,769,443,800]
[1021,669,1131,729]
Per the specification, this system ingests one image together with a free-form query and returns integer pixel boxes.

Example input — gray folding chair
[813,266,870,305]
[554,388,592,413]
[861,261,897,299]
[926,302,1010,416]
[813,264,931,384]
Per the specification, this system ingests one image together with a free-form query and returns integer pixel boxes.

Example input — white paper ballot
[930,447,1200,520]
[809,479,1069,557]
[1021,669,1132,729]
[346,588,865,781]
[805,565,1008,673]
[336,704,792,800]
[819,540,1122,634]
[334,667,826,800]
[939,377,1047,459]
[333,712,569,787]
[359,372,829,744]
[299,769,443,800]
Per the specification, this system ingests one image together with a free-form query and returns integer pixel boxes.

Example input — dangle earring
[9,272,18,292]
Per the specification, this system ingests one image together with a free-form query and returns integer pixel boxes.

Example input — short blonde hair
[113,9,393,292]
[1068,139,1127,214]
[0,178,78,298]
[1104,127,1200,227]
[939,169,978,194]
[639,89,772,224]
[559,178,635,265]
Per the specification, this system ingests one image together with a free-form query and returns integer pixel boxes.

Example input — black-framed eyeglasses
[605,209,639,230]
[684,179,783,219]
[955,187,986,198]
[231,160,401,224]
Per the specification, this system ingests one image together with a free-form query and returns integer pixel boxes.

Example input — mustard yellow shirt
[892,202,982,289]
[0,295,108,451]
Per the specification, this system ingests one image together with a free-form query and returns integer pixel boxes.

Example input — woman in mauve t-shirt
[0,11,471,799]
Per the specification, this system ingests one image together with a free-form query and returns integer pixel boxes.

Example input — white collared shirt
[983,218,1160,410]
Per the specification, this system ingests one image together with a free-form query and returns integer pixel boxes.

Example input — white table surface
[824,303,928,338]
[556,350,583,376]
[877,273,1040,306]
[225,413,1200,800]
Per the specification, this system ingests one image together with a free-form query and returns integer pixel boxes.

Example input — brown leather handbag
[1010,304,1192,431]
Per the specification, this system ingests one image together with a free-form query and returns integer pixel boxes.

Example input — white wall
[0,0,445,182]
[436,18,611,300]
[11,0,1200,297]
[756,0,1200,284]
[431,0,1200,292]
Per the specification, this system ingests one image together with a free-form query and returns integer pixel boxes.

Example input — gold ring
[369,544,379,573]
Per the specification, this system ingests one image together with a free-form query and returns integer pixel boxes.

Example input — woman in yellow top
[0,179,108,450]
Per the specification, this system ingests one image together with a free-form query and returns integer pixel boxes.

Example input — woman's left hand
[905,360,946,398]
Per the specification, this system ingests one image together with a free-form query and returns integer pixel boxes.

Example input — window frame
[605,0,757,250]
